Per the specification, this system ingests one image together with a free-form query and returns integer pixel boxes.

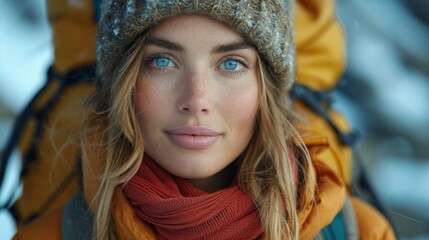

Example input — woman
[14,0,396,239]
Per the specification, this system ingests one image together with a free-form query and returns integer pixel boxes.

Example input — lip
[165,126,221,150]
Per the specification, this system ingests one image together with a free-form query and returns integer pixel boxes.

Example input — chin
[169,165,219,179]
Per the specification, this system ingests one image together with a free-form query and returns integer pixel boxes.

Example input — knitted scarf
[123,156,264,240]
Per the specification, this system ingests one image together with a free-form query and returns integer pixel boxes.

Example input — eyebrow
[147,37,254,53]
[147,38,185,52]
[212,41,254,54]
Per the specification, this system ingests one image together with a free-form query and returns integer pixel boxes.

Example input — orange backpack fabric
[11,0,98,223]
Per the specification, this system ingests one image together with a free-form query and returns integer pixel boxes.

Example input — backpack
[0,0,98,223]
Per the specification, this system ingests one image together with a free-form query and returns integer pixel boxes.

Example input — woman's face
[135,14,259,191]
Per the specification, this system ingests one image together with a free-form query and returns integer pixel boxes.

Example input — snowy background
[335,0,429,238]
[1,0,428,239]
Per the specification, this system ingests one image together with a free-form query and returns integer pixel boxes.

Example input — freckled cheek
[135,78,169,110]
[134,87,168,151]
[222,87,259,132]
[135,84,150,118]
[135,83,163,127]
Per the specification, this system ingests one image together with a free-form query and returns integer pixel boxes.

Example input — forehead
[148,14,247,45]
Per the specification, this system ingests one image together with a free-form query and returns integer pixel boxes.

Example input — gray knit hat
[97,0,294,89]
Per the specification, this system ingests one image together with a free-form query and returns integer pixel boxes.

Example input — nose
[177,70,211,115]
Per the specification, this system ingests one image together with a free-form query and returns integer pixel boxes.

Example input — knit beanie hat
[97,0,295,89]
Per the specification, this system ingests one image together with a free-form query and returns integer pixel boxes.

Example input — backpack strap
[315,197,359,240]
[3,65,97,222]
[291,83,359,146]
[62,191,93,240]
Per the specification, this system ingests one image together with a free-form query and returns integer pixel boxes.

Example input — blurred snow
[0,0,52,239]
[0,0,52,114]
[351,35,429,133]
[0,150,22,240]
[337,0,429,141]
[371,158,429,215]
[337,0,429,237]
[0,211,16,240]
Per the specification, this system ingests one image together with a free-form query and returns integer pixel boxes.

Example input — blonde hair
[240,56,316,239]
[84,32,316,239]
[82,34,148,239]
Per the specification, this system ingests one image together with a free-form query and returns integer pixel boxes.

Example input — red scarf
[123,156,264,240]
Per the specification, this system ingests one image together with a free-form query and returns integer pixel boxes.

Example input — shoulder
[13,208,63,240]
[350,197,397,240]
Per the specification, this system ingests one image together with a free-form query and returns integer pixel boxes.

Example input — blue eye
[220,59,244,71]
[151,56,175,68]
